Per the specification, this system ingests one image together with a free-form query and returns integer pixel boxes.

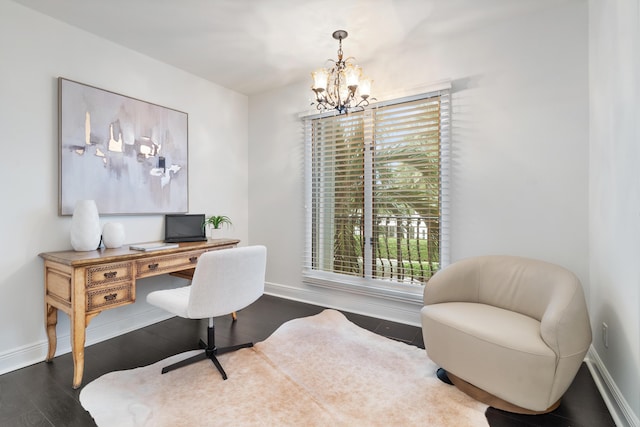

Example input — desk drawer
[136,250,204,278]
[86,262,133,288]
[87,282,134,312]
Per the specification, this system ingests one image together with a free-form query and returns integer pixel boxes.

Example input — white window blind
[304,89,450,291]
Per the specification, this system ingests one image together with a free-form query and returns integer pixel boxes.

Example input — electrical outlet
[602,322,609,348]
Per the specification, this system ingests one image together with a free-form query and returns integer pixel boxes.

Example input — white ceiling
[12,0,572,95]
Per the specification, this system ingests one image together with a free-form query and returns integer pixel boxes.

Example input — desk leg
[70,313,86,389]
[45,303,57,362]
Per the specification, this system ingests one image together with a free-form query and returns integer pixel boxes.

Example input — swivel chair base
[160,319,253,380]
[440,369,561,415]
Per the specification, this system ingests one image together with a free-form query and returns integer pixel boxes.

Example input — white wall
[589,0,640,425]
[0,0,248,374]
[249,2,589,319]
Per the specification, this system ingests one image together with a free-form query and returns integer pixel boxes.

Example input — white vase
[70,200,101,251]
[102,222,125,248]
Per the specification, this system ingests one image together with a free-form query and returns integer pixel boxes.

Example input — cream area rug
[80,309,488,426]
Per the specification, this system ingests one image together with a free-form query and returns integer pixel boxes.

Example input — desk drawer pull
[189,256,198,263]
[148,263,159,271]
[103,271,117,279]
[104,293,118,302]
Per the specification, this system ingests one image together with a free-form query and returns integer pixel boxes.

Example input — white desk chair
[147,245,267,380]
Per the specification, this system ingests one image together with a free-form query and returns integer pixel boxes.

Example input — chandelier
[310,30,373,114]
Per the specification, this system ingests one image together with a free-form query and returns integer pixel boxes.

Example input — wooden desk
[38,238,239,388]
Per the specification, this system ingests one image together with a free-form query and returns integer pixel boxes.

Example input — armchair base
[446,370,562,415]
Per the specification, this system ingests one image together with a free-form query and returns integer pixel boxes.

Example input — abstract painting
[58,78,188,215]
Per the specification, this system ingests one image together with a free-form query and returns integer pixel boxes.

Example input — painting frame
[58,77,189,216]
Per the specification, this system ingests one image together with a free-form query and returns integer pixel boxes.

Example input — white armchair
[421,255,591,413]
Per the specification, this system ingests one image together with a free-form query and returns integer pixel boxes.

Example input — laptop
[164,214,207,243]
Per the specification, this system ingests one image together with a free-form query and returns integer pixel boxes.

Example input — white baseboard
[0,307,173,376]
[265,281,423,327]
[586,347,639,427]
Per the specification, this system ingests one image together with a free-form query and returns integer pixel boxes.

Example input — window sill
[302,270,424,305]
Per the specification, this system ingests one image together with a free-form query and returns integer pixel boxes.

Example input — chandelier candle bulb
[344,64,361,87]
[312,69,329,92]
[359,77,372,99]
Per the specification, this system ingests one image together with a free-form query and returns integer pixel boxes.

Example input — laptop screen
[164,214,207,242]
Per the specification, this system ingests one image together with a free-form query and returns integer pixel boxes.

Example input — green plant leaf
[205,215,232,229]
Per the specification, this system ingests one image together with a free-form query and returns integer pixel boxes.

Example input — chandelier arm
[354,98,370,108]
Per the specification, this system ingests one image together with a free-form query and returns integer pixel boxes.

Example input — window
[304,88,450,296]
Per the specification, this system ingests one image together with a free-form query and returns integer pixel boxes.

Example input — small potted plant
[204,215,232,238]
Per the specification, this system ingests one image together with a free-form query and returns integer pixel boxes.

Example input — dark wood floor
[0,295,615,426]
